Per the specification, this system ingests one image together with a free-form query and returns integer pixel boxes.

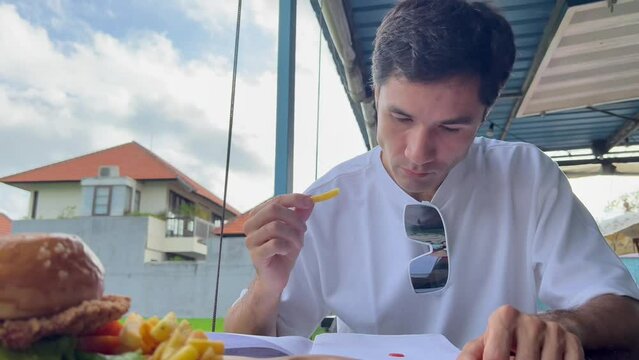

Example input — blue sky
[0,0,366,219]
[8,0,278,75]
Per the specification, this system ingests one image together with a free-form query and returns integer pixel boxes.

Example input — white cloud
[0,3,277,212]
[248,0,279,34]
[176,0,280,35]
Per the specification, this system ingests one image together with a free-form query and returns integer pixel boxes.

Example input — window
[31,191,38,219]
[93,186,112,216]
[169,191,193,215]
[134,190,141,213]
[124,186,132,214]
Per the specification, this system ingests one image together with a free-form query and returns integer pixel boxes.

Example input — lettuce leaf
[0,337,144,360]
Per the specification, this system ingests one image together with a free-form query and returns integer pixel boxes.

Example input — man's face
[376,75,486,201]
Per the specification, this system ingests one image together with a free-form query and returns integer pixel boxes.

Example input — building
[0,142,240,261]
[2,142,252,318]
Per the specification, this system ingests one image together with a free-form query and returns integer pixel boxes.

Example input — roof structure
[311,0,639,172]
[0,142,240,216]
[214,211,251,237]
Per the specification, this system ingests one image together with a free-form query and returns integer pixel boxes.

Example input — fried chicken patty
[0,295,130,350]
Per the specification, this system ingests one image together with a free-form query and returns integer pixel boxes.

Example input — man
[225,0,639,358]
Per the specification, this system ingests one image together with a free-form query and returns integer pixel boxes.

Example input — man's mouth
[401,168,434,178]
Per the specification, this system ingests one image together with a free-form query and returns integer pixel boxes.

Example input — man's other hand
[458,305,584,360]
[243,193,315,296]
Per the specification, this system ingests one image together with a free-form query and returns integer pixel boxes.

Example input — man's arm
[541,294,639,354]
[224,278,281,336]
[459,294,639,359]
[223,194,315,335]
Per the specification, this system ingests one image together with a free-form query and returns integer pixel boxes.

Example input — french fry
[151,312,178,342]
[120,313,144,351]
[140,321,160,354]
[147,316,160,328]
[150,341,167,360]
[161,320,192,360]
[187,330,208,340]
[166,344,198,360]
[186,338,224,356]
[199,347,222,360]
[311,188,340,203]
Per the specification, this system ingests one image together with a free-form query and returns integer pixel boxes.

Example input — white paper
[310,333,460,360]
[208,332,460,359]
[207,332,312,356]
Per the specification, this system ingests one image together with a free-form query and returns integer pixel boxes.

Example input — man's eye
[442,126,460,132]
[392,114,411,122]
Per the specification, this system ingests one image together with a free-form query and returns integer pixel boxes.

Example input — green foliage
[57,206,76,219]
[127,211,167,220]
[177,204,210,220]
[605,191,639,213]
[166,254,194,261]
[179,318,225,332]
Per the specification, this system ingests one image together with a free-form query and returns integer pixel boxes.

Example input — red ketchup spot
[388,353,405,358]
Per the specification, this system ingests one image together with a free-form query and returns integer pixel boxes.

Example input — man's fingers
[483,305,518,359]
[253,238,301,259]
[458,336,485,360]
[273,193,314,209]
[564,333,585,360]
[514,317,542,360]
[472,305,585,360]
[244,196,312,236]
[539,321,563,360]
[248,220,304,250]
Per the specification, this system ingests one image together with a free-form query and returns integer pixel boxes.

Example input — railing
[165,216,216,242]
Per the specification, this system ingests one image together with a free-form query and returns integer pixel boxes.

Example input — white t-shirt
[275,137,639,347]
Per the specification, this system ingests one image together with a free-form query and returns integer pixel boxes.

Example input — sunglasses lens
[404,205,446,247]
[409,252,448,293]
[404,204,448,293]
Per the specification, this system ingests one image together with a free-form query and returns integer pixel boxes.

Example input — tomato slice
[89,320,124,337]
[77,335,121,355]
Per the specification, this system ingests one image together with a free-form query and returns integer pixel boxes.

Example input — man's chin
[397,179,440,199]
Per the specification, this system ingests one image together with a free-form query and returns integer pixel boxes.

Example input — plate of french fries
[115,312,223,360]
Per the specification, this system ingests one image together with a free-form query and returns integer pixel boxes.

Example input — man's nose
[405,127,436,165]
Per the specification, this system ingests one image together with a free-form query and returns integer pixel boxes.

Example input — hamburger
[0,233,137,359]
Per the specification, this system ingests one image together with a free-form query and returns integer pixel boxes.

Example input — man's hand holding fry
[243,193,315,296]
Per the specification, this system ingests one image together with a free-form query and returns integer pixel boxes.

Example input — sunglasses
[403,203,449,293]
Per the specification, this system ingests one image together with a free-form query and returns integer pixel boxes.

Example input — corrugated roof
[313,0,639,168]
[0,142,240,216]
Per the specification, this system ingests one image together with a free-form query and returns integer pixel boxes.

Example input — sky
[0,0,366,219]
[0,1,637,223]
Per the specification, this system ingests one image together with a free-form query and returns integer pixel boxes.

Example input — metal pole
[274,0,297,195]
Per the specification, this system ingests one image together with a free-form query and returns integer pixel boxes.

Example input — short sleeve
[531,155,639,309]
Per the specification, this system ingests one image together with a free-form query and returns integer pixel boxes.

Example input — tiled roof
[214,211,251,237]
[0,213,11,236]
[0,142,240,216]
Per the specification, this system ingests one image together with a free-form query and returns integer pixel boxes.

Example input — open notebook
[207,332,460,359]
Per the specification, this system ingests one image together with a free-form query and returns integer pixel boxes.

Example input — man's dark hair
[372,0,516,107]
